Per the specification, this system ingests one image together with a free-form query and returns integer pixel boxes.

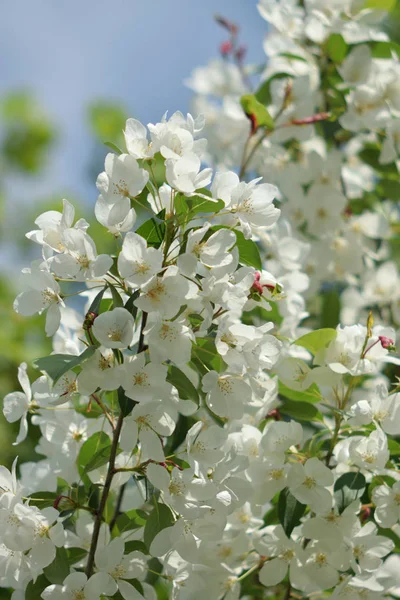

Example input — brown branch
[85,411,124,578]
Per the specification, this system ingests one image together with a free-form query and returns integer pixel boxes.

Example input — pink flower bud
[360,506,371,523]
[267,409,281,421]
[220,41,233,56]
[379,336,395,350]
[251,271,263,295]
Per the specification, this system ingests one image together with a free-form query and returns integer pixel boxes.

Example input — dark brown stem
[109,482,126,533]
[107,312,148,534]
[85,411,124,578]
[138,311,148,352]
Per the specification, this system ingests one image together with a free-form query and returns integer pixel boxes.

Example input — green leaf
[43,547,70,584]
[240,94,275,130]
[278,382,321,404]
[143,502,175,551]
[366,0,396,11]
[359,145,397,173]
[321,288,340,329]
[377,179,400,200]
[325,34,348,63]
[26,575,49,600]
[87,286,107,315]
[84,444,113,474]
[136,217,166,248]
[255,73,291,105]
[125,540,148,554]
[191,339,226,374]
[175,192,224,218]
[376,526,400,552]
[334,472,366,513]
[388,439,400,456]
[77,432,111,478]
[114,510,148,535]
[188,313,204,330]
[209,225,262,269]
[278,52,308,63]
[167,365,199,404]
[280,399,323,422]
[33,345,98,383]
[67,547,88,565]
[118,385,136,417]
[234,229,262,270]
[370,41,400,59]
[108,282,124,308]
[28,492,58,508]
[278,489,306,536]
[368,475,396,500]
[104,141,123,154]
[124,290,140,318]
[293,328,337,355]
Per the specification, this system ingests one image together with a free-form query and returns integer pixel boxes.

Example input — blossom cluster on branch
[3,1,400,599]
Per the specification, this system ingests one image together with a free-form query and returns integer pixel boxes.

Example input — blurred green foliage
[88,100,127,147]
[1,91,56,174]
[0,92,133,477]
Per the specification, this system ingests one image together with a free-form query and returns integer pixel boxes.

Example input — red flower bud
[267,409,281,421]
[379,336,395,350]
[251,271,263,295]
[220,41,233,56]
[360,506,371,523]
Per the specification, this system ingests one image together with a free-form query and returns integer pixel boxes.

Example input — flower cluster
[3,1,400,599]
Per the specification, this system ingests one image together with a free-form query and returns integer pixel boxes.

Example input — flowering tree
[3,1,400,599]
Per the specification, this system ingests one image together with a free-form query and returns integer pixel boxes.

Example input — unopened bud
[379,336,396,351]
[215,14,238,35]
[367,311,374,339]
[220,40,233,56]
[267,409,281,421]
[83,311,97,331]
[343,205,353,218]
[251,271,264,295]
[360,506,371,523]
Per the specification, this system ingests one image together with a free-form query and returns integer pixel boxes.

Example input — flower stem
[91,393,115,430]
[84,410,124,578]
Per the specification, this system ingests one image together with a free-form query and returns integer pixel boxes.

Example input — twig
[107,312,148,532]
[85,411,124,578]
[109,482,126,533]
[91,393,115,430]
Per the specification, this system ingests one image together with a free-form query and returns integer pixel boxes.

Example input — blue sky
[1,0,266,209]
